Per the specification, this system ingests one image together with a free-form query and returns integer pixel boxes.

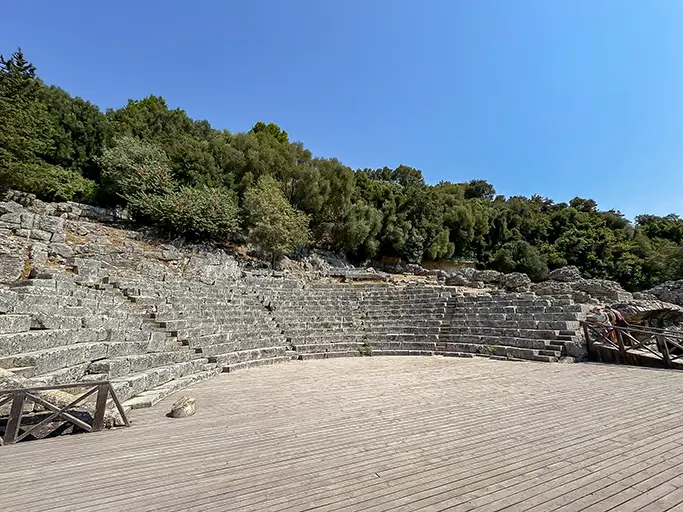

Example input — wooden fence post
[657,334,673,369]
[92,384,109,432]
[582,323,592,357]
[3,392,25,445]
[616,330,628,362]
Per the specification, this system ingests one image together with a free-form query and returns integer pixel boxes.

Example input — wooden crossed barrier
[0,381,130,445]
[581,321,683,369]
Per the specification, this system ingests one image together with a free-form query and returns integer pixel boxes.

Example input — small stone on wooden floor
[168,396,196,418]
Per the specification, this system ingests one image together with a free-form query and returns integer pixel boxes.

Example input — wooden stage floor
[2,357,683,511]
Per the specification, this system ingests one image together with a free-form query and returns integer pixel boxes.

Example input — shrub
[131,186,239,240]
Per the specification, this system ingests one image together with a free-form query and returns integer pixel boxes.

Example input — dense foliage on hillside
[1,48,682,290]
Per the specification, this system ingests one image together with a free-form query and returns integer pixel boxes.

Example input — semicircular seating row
[0,270,584,412]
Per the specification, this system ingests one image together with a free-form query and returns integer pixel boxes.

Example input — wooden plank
[0,381,110,394]
[0,358,682,511]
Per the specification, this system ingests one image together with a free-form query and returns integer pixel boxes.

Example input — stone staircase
[270,284,584,363]
[0,276,219,411]
[112,277,294,376]
[438,293,584,361]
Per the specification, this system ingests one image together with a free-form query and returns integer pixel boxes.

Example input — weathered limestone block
[0,314,31,334]
[38,215,65,234]
[471,270,503,284]
[71,257,104,282]
[29,229,52,242]
[504,272,531,291]
[168,396,196,418]
[50,232,66,243]
[0,202,23,215]
[532,281,573,296]
[548,266,582,282]
[445,274,470,286]
[20,213,37,230]
[564,340,588,361]
[48,242,75,259]
[78,204,120,223]
[30,242,48,266]
[647,280,683,306]
[30,313,82,330]
[0,212,22,226]
[0,290,17,314]
[574,279,632,302]
[0,253,23,284]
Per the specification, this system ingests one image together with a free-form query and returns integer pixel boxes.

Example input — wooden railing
[581,321,683,369]
[0,381,130,445]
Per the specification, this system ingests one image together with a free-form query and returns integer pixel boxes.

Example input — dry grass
[65,230,89,245]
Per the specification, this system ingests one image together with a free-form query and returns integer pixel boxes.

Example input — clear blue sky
[3,0,683,219]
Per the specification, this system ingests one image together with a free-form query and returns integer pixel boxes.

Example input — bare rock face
[503,272,531,291]
[548,266,582,282]
[647,280,683,306]
[445,274,470,286]
[574,279,632,302]
[169,396,196,418]
[532,281,573,296]
[471,269,504,284]
[563,340,588,361]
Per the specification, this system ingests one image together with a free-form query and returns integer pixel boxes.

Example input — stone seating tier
[0,270,588,412]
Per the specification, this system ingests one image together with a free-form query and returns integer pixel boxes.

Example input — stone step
[298,351,359,360]
[188,333,286,350]
[537,349,563,357]
[438,335,559,351]
[111,358,212,402]
[0,314,31,334]
[363,326,441,334]
[287,334,365,344]
[0,343,109,374]
[121,368,221,410]
[441,326,563,340]
[206,345,288,364]
[222,356,294,373]
[293,342,364,353]
[0,328,105,357]
[436,352,476,359]
[445,319,579,330]
[448,312,581,322]
[5,366,36,378]
[368,349,435,357]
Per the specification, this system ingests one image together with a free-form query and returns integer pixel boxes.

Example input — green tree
[251,121,289,144]
[491,240,548,281]
[243,175,309,264]
[0,48,97,202]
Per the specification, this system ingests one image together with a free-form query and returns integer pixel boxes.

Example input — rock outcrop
[548,266,582,282]
[647,280,683,306]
